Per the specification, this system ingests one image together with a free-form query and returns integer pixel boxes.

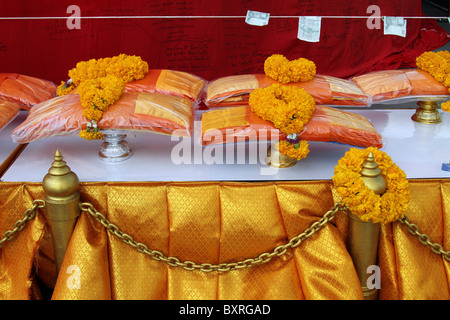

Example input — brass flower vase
[265,143,297,168]
[98,130,132,162]
[411,100,442,124]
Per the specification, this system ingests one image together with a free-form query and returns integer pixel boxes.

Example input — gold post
[347,152,386,300]
[411,100,442,124]
[42,150,80,277]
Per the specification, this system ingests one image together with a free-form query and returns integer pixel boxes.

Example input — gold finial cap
[43,150,79,197]
[48,150,70,176]
[361,152,387,195]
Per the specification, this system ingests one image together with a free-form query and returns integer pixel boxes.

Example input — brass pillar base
[411,101,442,124]
[362,287,379,300]
[347,211,380,300]
[265,145,297,168]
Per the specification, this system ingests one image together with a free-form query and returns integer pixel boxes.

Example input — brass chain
[80,201,344,272]
[0,199,45,248]
[2,199,448,272]
[398,215,450,262]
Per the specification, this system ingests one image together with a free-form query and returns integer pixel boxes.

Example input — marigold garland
[332,147,411,224]
[67,54,149,86]
[58,54,149,140]
[264,54,316,84]
[249,83,316,160]
[79,127,103,140]
[249,84,315,134]
[278,140,310,160]
[77,74,125,113]
[56,79,76,96]
[416,50,450,112]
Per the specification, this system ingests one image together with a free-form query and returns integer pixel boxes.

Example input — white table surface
[0,111,28,167]
[2,108,450,182]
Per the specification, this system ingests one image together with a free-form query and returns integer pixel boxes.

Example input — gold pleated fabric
[50,181,363,300]
[1,180,449,300]
[378,181,450,300]
[0,183,46,299]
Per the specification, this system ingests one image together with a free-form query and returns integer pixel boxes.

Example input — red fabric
[0,0,448,83]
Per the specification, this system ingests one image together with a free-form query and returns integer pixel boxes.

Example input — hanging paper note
[245,10,270,26]
[383,17,407,37]
[297,16,321,42]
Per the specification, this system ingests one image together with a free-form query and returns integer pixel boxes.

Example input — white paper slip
[383,16,407,37]
[297,16,321,42]
[245,10,270,26]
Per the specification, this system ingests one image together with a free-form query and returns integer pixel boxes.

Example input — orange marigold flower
[416,50,450,113]
[249,84,315,135]
[278,140,310,160]
[61,54,149,140]
[441,100,450,112]
[264,54,316,83]
[79,129,103,140]
[332,147,410,224]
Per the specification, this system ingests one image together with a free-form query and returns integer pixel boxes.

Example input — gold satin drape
[0,180,449,300]
[0,183,46,300]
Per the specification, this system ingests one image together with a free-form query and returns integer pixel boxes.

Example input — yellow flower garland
[416,50,450,112]
[67,54,149,86]
[56,79,76,96]
[332,147,411,224]
[264,54,316,84]
[249,84,315,134]
[79,130,103,140]
[249,83,316,160]
[77,74,125,114]
[278,140,310,160]
[58,54,149,140]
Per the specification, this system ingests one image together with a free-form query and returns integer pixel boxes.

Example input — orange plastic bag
[0,73,57,110]
[12,92,194,143]
[0,99,20,132]
[201,106,383,148]
[205,74,370,107]
[351,69,449,102]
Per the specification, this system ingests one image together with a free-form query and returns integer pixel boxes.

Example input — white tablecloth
[0,111,28,172]
[2,109,450,182]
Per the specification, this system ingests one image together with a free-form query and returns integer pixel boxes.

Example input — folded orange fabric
[67,69,206,102]
[351,69,449,102]
[124,69,206,101]
[205,74,370,107]
[0,73,57,110]
[0,99,20,132]
[12,92,194,143]
[201,105,383,148]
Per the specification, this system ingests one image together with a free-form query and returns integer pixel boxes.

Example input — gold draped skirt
[1,180,449,300]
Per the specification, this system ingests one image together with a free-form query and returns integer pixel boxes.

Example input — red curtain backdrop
[0,0,448,84]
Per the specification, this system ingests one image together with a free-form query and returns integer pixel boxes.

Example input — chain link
[0,199,45,248]
[80,201,344,272]
[398,215,450,262]
[2,197,448,274]
[3,198,448,273]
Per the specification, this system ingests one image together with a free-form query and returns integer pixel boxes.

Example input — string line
[0,15,448,20]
